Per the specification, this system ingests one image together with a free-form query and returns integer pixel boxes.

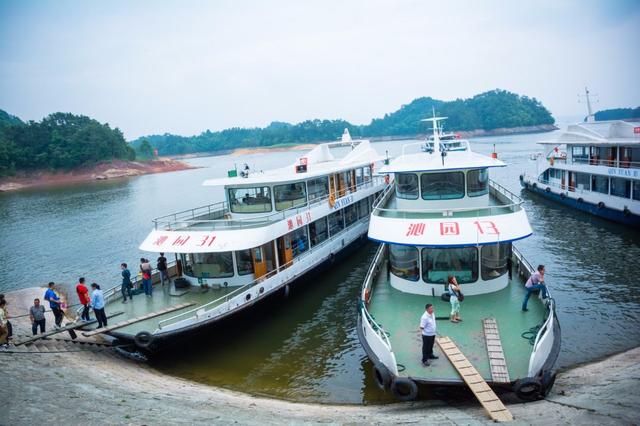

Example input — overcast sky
[1,0,639,139]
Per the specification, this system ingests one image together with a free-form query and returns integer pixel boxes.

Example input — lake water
[1,130,639,403]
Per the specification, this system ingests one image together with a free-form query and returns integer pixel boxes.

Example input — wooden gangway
[437,336,513,422]
[483,318,511,383]
[82,303,195,337]
[14,311,124,346]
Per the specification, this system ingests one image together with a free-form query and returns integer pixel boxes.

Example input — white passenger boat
[520,118,640,227]
[357,117,560,401]
[99,131,386,352]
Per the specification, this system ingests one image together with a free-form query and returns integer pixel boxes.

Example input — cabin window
[591,175,609,194]
[356,168,364,186]
[309,217,328,247]
[184,252,234,278]
[467,169,489,197]
[576,172,590,191]
[346,170,355,192]
[236,249,254,276]
[389,244,419,282]
[229,187,272,213]
[328,209,344,236]
[344,204,358,227]
[290,227,309,258]
[572,146,589,163]
[358,198,370,219]
[422,247,478,284]
[610,177,631,198]
[421,172,465,200]
[396,173,419,199]
[633,181,640,201]
[307,177,329,202]
[364,165,372,182]
[274,181,307,211]
[481,243,511,281]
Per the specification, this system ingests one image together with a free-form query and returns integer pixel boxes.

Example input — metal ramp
[483,318,511,383]
[437,336,513,422]
[82,303,195,336]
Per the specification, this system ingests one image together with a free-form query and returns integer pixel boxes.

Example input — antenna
[578,86,599,122]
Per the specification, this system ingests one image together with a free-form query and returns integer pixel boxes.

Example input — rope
[521,324,542,345]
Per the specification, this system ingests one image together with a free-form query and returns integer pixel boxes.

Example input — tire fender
[390,377,418,401]
[598,201,605,209]
[514,377,542,401]
[134,331,154,349]
[372,363,392,391]
[545,187,551,193]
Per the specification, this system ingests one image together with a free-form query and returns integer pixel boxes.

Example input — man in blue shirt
[90,283,108,328]
[43,282,63,328]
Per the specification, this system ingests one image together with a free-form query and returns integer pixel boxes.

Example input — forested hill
[594,107,640,121]
[0,112,135,176]
[132,89,554,156]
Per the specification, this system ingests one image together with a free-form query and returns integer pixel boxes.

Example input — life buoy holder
[384,174,390,184]
[513,377,542,401]
[134,331,154,349]
[545,187,551,193]
[598,201,605,209]
[372,363,392,391]
[328,194,336,207]
[390,377,418,401]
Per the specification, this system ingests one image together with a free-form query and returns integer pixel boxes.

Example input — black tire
[598,201,605,209]
[514,377,542,401]
[134,331,154,349]
[390,377,418,401]
[577,198,583,203]
[545,187,551,193]
[372,363,392,391]
[540,370,557,397]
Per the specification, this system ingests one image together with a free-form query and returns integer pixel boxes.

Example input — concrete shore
[1,289,639,425]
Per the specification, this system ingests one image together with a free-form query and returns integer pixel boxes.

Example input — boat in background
[358,116,560,402]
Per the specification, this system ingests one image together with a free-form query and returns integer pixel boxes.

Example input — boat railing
[156,218,366,329]
[372,180,523,218]
[526,176,592,195]
[103,260,179,305]
[570,157,640,169]
[359,243,393,351]
[153,176,386,231]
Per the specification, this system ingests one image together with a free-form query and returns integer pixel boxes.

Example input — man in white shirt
[419,303,438,366]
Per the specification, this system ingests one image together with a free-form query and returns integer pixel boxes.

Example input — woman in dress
[448,275,462,323]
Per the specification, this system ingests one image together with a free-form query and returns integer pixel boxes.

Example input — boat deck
[104,283,234,336]
[367,269,546,383]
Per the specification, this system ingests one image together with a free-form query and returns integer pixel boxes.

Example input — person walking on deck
[90,283,108,328]
[140,258,153,297]
[76,277,91,321]
[44,282,63,328]
[448,275,462,323]
[157,253,170,286]
[121,263,133,303]
[522,264,548,312]
[0,299,9,348]
[29,298,46,335]
[419,303,438,366]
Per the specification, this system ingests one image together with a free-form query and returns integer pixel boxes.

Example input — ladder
[437,336,513,422]
[82,303,195,336]
[483,318,511,383]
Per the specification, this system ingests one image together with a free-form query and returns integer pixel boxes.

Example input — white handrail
[359,243,393,351]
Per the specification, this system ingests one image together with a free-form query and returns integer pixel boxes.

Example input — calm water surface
[1,130,639,403]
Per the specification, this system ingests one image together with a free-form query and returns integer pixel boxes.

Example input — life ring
[384,174,390,184]
[624,207,631,217]
[372,363,392,391]
[513,377,542,401]
[328,194,336,207]
[545,187,551,193]
[390,377,418,401]
[134,331,154,349]
[598,201,605,209]
[540,370,557,397]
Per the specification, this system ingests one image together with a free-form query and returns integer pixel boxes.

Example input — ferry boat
[98,131,386,352]
[520,119,640,227]
[357,117,560,402]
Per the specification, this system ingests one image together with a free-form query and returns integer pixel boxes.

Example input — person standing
[140,258,153,297]
[419,303,438,366]
[157,253,170,286]
[121,263,133,303]
[29,298,46,335]
[90,283,108,328]
[0,299,9,348]
[44,282,63,328]
[76,277,91,321]
[0,294,11,341]
[522,264,548,312]
[448,275,462,323]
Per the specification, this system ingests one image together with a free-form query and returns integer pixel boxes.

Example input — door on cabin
[337,173,346,198]
[561,171,566,190]
[277,235,293,269]
[568,172,576,191]
[252,246,267,279]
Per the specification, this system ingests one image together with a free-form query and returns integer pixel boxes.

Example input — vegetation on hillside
[594,107,640,121]
[0,112,135,177]
[131,89,554,156]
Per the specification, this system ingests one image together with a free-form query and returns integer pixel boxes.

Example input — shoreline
[0,158,196,192]
[2,286,638,425]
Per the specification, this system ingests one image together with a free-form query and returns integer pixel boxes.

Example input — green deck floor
[368,270,546,383]
[104,283,235,335]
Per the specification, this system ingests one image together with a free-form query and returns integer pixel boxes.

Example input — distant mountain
[132,89,555,156]
[594,107,640,121]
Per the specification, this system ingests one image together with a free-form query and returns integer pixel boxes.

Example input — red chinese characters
[406,223,425,237]
[153,236,168,246]
[474,220,500,235]
[439,222,460,236]
[198,235,216,247]
[172,235,191,246]
[287,219,294,231]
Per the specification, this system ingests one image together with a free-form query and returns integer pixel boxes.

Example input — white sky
[1,0,639,139]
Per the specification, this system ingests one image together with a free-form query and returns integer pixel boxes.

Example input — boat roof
[203,138,383,187]
[539,120,640,146]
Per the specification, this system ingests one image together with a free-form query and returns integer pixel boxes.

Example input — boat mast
[580,86,596,123]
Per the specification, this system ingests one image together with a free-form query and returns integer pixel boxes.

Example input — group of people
[420,265,549,366]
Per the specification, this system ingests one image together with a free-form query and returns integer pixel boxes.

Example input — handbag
[457,291,464,302]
